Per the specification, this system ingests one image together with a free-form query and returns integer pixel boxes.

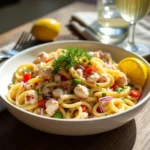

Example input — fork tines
[13,31,33,52]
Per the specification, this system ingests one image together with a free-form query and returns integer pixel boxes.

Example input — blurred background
[0,0,96,34]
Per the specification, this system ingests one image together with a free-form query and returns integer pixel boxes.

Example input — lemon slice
[118,57,147,87]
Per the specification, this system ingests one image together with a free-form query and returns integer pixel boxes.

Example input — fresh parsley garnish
[38,84,45,95]
[115,87,124,93]
[121,97,125,101]
[22,69,32,74]
[102,92,106,97]
[96,83,99,87]
[52,47,92,73]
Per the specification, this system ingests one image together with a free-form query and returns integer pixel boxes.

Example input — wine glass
[115,0,150,56]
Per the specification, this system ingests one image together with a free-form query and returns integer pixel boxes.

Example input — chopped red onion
[99,105,104,113]
[99,96,113,105]
[101,101,110,105]
[40,108,44,116]
[78,65,85,70]
[99,96,113,102]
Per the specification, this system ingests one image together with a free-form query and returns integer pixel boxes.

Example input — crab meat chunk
[40,66,53,79]
[74,84,89,98]
[99,74,108,83]
[33,52,49,64]
[45,99,59,116]
[52,88,64,98]
[87,72,100,83]
[116,75,128,87]
[32,62,45,77]
[24,90,38,104]
[43,87,51,96]
[88,51,100,58]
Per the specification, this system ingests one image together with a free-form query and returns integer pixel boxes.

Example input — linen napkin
[70,12,150,57]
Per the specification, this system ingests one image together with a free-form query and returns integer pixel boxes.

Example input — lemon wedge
[118,57,147,87]
[31,18,60,41]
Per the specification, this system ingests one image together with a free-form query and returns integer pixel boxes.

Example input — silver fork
[0,31,33,60]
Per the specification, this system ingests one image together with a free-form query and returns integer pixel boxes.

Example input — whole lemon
[31,18,60,41]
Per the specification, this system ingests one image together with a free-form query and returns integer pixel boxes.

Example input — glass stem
[128,23,136,45]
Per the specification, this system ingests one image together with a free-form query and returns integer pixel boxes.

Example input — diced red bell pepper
[129,90,141,97]
[61,84,67,89]
[85,66,96,74]
[38,100,46,109]
[111,84,119,91]
[81,105,87,112]
[23,73,32,82]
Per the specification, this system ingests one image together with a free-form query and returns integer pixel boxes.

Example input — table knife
[70,21,101,42]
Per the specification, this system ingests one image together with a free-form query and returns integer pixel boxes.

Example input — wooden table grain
[0,2,150,150]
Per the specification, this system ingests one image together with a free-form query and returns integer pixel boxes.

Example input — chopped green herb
[38,84,45,95]
[22,69,32,74]
[121,97,125,101]
[9,83,14,86]
[91,72,95,75]
[102,92,106,97]
[88,89,92,95]
[96,83,99,87]
[52,112,63,119]
[52,47,92,73]
[115,87,124,93]
[128,83,134,87]
[72,78,82,86]
[8,83,14,88]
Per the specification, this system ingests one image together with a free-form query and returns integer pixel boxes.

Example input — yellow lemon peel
[118,57,147,87]
[31,18,60,41]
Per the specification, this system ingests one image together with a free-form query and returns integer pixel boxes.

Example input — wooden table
[0,2,150,150]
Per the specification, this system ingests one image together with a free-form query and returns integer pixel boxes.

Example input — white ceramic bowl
[0,41,150,136]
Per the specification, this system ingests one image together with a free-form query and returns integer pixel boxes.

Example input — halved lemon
[118,57,147,87]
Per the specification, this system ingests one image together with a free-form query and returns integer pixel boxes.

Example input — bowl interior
[0,40,150,118]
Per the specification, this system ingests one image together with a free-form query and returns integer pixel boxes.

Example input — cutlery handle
[0,53,11,62]
[70,21,100,41]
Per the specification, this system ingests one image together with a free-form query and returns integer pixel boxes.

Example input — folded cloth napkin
[70,12,150,57]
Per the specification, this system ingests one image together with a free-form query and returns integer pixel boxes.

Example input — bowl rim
[0,40,150,122]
